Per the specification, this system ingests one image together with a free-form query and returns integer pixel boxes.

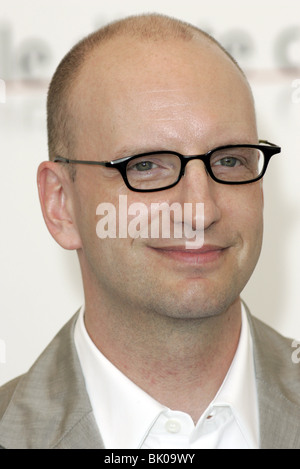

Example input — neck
[84,296,242,423]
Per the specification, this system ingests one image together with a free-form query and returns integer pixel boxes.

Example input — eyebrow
[112,145,170,160]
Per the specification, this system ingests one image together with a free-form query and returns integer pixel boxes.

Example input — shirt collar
[207,303,259,447]
[74,306,165,449]
[74,303,258,449]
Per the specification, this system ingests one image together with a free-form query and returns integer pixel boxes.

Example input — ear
[37,161,82,250]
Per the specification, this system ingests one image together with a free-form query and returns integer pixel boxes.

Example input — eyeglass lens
[125,147,265,190]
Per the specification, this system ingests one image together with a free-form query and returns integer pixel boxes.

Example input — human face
[70,37,263,320]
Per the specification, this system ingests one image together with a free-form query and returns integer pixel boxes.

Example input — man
[0,13,299,449]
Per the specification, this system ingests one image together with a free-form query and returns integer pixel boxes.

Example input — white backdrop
[0,0,300,385]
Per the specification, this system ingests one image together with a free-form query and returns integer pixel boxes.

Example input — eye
[130,160,158,172]
[215,157,241,168]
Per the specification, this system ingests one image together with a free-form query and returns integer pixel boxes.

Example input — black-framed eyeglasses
[54,140,281,192]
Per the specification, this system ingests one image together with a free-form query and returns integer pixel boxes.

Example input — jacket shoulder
[250,314,300,389]
[0,312,102,449]
[248,312,300,449]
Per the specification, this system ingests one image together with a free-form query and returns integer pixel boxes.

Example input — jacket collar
[246,307,300,449]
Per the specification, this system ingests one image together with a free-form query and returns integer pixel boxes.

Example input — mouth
[148,244,227,266]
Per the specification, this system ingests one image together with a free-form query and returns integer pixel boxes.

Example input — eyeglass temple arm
[54,156,109,166]
[54,140,281,164]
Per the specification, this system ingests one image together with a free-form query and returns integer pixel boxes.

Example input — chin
[156,287,240,321]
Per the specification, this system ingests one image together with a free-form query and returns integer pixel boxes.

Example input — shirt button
[165,419,181,433]
[206,409,217,420]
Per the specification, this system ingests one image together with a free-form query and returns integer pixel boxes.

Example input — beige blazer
[1,308,300,449]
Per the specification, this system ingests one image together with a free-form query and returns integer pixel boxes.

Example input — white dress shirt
[74,304,259,449]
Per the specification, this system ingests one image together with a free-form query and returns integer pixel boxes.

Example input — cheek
[243,186,264,239]
[225,184,263,228]
[226,186,264,267]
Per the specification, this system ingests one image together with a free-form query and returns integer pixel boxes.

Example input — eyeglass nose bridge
[180,153,211,179]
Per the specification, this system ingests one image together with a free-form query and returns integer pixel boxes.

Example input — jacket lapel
[247,310,300,449]
[54,412,104,449]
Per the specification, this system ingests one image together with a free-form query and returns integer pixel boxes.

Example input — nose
[174,159,221,231]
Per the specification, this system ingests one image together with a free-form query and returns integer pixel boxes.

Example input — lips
[149,244,226,265]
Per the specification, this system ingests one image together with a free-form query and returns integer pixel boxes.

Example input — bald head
[47,13,251,163]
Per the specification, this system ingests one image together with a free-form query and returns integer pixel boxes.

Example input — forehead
[78,35,247,95]
[71,37,256,156]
